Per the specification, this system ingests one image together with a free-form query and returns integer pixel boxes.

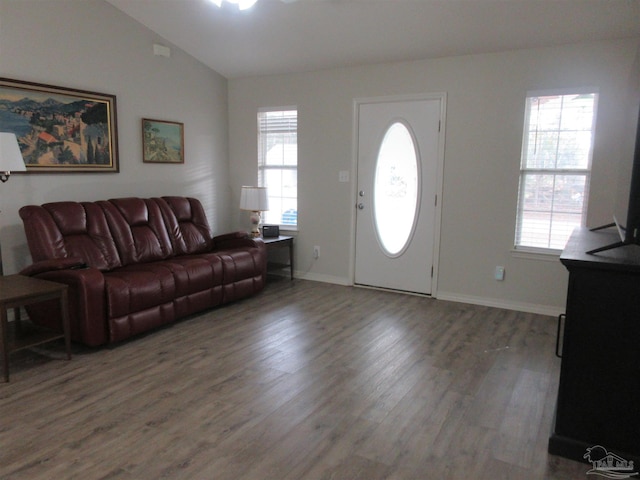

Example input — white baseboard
[295,271,352,286]
[286,273,564,317]
[436,291,564,317]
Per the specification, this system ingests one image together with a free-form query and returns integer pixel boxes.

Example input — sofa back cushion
[20,196,216,270]
[99,198,174,266]
[159,197,213,255]
[19,201,122,270]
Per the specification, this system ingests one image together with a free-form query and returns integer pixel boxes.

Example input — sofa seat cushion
[104,264,176,319]
[160,253,223,297]
[161,254,224,317]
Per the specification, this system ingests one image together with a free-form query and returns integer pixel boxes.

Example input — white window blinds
[515,90,598,251]
[258,109,298,226]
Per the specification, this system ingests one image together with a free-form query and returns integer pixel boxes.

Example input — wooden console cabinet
[549,227,640,465]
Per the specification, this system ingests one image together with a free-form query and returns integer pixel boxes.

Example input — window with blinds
[258,109,298,227]
[515,90,598,251]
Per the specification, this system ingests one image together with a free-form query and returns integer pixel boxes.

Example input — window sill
[511,247,562,262]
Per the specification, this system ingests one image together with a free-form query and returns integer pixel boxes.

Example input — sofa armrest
[213,231,265,250]
[27,267,108,347]
[20,257,87,277]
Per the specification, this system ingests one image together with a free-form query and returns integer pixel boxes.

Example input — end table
[0,275,71,382]
[263,236,294,280]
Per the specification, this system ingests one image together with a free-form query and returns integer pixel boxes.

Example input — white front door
[354,96,443,295]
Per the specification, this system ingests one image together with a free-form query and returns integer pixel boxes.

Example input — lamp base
[249,210,261,238]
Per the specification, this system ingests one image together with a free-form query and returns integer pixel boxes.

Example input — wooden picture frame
[142,118,184,164]
[0,77,118,173]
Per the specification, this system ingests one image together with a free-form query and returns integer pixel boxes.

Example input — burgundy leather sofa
[19,196,266,347]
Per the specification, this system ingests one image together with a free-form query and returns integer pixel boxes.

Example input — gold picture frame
[0,77,118,173]
[142,118,184,164]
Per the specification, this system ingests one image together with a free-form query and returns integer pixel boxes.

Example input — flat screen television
[588,105,640,254]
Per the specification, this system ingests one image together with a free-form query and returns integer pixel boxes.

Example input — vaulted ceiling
[106,0,640,79]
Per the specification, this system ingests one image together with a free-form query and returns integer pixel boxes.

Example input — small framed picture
[142,118,184,164]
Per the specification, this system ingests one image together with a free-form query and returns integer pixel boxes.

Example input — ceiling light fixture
[210,0,259,11]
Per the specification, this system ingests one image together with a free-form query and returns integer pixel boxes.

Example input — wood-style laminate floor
[1,277,589,479]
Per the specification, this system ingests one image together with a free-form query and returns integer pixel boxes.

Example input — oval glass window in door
[373,121,420,256]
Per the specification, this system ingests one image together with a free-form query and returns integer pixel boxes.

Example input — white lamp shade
[240,186,269,211]
[0,133,26,173]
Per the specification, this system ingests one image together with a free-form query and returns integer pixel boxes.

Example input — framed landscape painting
[142,118,184,164]
[0,77,118,173]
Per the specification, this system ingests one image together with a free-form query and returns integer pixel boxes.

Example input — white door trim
[349,92,447,297]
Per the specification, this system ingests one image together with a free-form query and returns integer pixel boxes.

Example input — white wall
[229,38,640,314]
[0,0,229,274]
[2,0,637,315]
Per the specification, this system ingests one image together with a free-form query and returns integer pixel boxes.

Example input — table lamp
[240,186,269,238]
[0,132,26,275]
[0,133,26,183]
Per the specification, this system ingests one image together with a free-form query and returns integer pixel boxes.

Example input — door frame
[349,93,447,297]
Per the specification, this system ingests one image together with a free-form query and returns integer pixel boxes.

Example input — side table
[263,236,294,280]
[0,275,71,382]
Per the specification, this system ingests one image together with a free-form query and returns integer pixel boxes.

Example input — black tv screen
[623,106,640,244]
[589,105,640,254]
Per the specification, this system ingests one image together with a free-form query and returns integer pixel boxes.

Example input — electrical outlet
[495,266,505,281]
[313,246,320,259]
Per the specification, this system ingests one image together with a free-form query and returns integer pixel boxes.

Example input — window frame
[257,107,298,229]
[514,87,599,253]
